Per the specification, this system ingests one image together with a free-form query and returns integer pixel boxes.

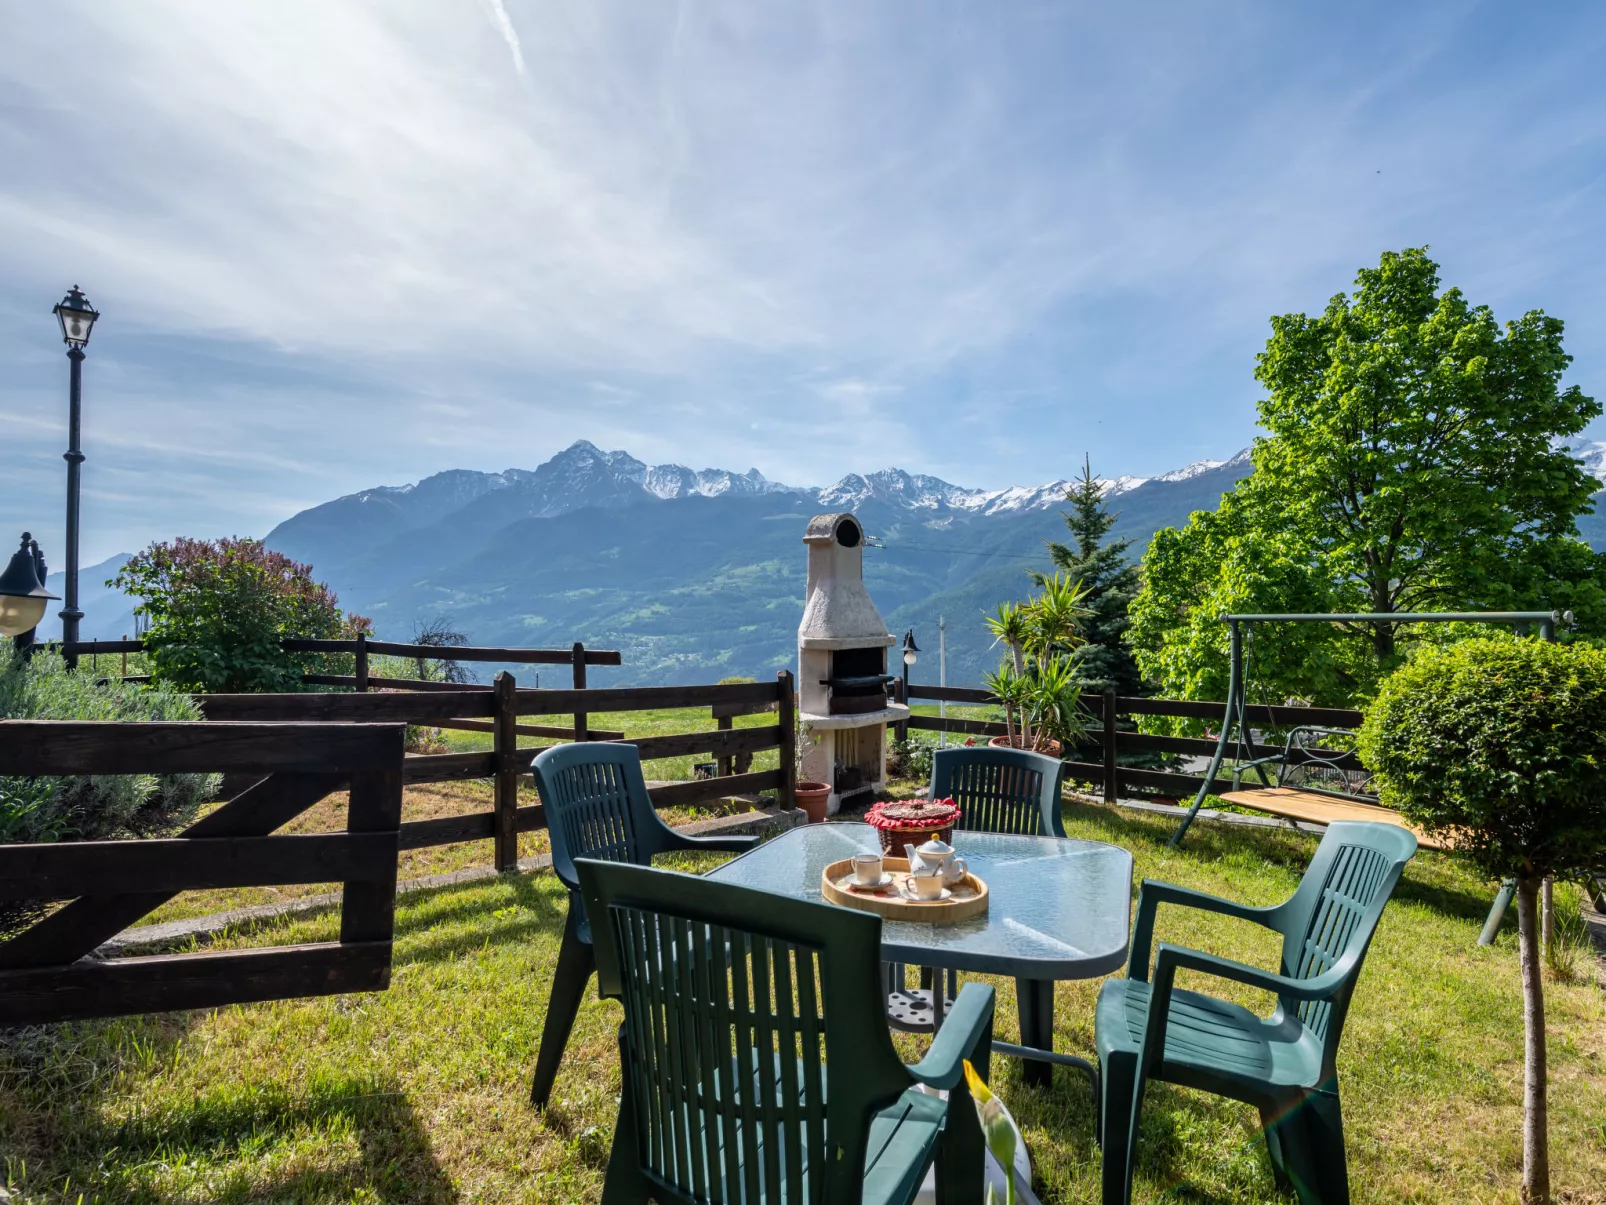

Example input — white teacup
[906,872,945,900]
[852,853,884,885]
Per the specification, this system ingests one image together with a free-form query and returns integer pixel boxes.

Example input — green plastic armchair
[1095,820,1417,1205]
[576,857,997,1205]
[528,741,760,1108]
[931,745,1066,837]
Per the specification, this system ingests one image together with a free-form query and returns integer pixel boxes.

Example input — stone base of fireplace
[799,708,909,815]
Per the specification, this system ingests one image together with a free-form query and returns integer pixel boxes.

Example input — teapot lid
[915,837,953,855]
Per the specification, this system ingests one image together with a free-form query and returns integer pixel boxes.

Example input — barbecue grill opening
[826,646,889,715]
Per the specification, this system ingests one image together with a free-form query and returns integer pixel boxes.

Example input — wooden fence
[0,720,406,1026]
[898,682,1365,802]
[194,672,799,872]
[62,635,621,693]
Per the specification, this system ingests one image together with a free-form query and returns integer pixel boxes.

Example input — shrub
[0,650,218,937]
[1358,636,1606,1205]
[113,537,368,693]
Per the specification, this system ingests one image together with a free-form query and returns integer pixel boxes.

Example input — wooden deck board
[1217,787,1449,851]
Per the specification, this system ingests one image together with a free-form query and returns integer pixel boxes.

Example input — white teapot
[903,837,968,885]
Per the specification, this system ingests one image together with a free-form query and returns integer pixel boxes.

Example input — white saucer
[900,883,952,902]
[845,873,894,889]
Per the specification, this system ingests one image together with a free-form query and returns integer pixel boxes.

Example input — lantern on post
[0,532,59,650]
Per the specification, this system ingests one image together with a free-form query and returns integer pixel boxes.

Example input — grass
[4,798,1604,1203]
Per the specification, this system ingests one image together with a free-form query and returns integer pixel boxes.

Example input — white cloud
[480,0,527,78]
[0,0,1602,559]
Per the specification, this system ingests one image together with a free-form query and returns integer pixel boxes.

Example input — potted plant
[1358,637,1606,1205]
[983,573,1090,755]
[793,728,830,823]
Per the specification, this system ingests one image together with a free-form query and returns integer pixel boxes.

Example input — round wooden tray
[821,857,989,923]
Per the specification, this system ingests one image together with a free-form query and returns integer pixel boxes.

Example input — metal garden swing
[1167,610,1573,943]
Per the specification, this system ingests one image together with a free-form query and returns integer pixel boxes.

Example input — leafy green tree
[1359,637,1606,1205]
[1131,248,1604,710]
[114,537,368,693]
[1032,458,1144,695]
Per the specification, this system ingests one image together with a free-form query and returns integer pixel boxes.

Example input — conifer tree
[1033,457,1144,695]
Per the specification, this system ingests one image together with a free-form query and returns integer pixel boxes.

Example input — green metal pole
[1170,620,1241,847]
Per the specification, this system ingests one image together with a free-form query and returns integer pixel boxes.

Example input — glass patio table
[707,821,1134,1087]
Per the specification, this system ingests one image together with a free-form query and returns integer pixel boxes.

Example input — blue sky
[2,0,1604,564]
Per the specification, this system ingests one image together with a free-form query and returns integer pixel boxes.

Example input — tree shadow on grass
[83,1074,455,1204]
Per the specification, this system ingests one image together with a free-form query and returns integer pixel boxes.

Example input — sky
[1,0,1604,565]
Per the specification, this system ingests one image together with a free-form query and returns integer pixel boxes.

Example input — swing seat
[1217,787,1449,851]
[1219,726,1449,852]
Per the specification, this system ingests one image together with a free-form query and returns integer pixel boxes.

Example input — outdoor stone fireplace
[797,512,909,813]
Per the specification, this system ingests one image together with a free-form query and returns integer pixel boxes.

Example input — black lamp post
[898,629,920,741]
[52,286,99,664]
[0,532,59,655]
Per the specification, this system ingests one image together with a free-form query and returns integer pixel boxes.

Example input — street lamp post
[898,629,919,742]
[52,286,100,665]
[0,532,60,655]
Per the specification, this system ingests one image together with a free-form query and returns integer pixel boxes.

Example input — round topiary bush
[1359,636,1606,880]
[1358,635,1606,1205]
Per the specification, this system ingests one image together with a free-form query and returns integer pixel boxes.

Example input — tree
[410,615,472,684]
[1131,248,1605,709]
[114,537,368,693]
[1358,637,1606,1205]
[1032,457,1144,695]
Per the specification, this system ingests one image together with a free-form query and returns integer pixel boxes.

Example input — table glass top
[707,822,1133,979]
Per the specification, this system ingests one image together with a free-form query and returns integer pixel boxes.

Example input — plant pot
[988,735,1063,758]
[795,780,830,824]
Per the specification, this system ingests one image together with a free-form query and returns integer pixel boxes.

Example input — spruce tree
[1033,457,1144,695]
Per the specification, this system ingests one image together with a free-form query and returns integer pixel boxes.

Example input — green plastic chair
[1095,820,1417,1205]
[528,741,760,1108]
[576,857,997,1204]
[930,746,1066,837]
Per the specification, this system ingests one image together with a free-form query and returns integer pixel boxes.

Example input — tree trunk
[1541,879,1554,959]
[1517,874,1550,1204]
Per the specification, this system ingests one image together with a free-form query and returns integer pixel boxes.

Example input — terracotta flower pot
[988,735,1063,758]
[795,780,830,824]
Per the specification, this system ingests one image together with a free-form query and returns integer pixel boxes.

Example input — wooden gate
[0,720,404,1026]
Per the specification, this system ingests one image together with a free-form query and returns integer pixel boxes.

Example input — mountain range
[254,440,1260,687]
[64,438,1606,687]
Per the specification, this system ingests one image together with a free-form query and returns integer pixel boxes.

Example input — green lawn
[3,801,1602,1203]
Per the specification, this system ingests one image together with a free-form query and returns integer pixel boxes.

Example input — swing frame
[1167,610,1574,942]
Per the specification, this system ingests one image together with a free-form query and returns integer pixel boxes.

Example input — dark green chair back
[532,742,693,895]
[1272,821,1416,1068]
[577,858,941,1204]
[931,746,1066,837]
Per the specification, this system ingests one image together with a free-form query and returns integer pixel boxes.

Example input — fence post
[717,713,734,776]
[494,671,519,872]
[571,641,588,742]
[777,670,797,811]
[1102,688,1118,805]
[355,632,370,693]
[895,675,908,742]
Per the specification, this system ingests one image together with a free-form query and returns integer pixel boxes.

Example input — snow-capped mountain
[1570,440,1606,484]
[643,464,791,500]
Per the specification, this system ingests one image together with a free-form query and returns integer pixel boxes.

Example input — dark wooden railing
[0,720,406,1026]
[899,682,1365,802]
[62,635,622,691]
[193,673,798,872]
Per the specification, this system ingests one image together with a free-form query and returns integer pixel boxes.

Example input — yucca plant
[984,573,1091,754]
